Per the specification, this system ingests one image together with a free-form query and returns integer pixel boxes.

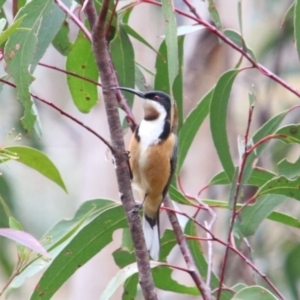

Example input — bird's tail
[142,213,160,260]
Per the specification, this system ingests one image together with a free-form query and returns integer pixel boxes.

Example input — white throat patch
[138,100,167,147]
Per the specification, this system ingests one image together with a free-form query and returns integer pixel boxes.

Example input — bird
[114,87,177,260]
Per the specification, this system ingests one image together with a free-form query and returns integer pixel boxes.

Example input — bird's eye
[154,95,160,100]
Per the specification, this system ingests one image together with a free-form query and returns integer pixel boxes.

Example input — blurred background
[1,0,300,299]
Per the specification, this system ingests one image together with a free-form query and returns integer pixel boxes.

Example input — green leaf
[122,274,139,300]
[153,266,199,295]
[155,40,170,93]
[284,245,300,300]
[237,0,243,34]
[200,198,300,229]
[159,229,177,261]
[210,69,239,180]
[169,185,191,205]
[0,16,25,45]
[242,107,290,185]
[162,0,178,91]
[209,167,276,187]
[6,146,67,193]
[100,261,158,300]
[268,211,300,228]
[278,157,300,179]
[233,286,278,300]
[4,0,72,133]
[275,124,300,144]
[134,64,148,91]
[207,0,222,30]
[177,88,212,173]
[9,199,114,292]
[239,194,286,236]
[224,29,256,61]
[282,3,295,26]
[30,201,127,300]
[172,36,184,130]
[123,24,158,55]
[255,175,300,201]
[66,31,98,113]
[52,20,72,56]
[9,216,23,231]
[185,220,232,300]
[294,0,300,61]
[110,24,135,107]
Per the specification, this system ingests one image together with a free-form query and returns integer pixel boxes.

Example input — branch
[0,78,114,153]
[85,1,157,299]
[163,197,212,300]
[54,0,91,41]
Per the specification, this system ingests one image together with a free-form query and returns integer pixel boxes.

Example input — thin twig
[54,0,91,41]
[216,102,255,299]
[0,78,114,153]
[164,197,212,300]
[38,62,102,87]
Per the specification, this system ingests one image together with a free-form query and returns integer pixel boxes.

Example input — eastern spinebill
[114,87,177,260]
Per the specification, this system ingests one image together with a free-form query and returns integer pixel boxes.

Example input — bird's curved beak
[112,87,146,99]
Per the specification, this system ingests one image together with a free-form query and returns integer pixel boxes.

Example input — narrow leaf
[153,266,199,295]
[0,228,48,257]
[100,261,159,300]
[233,286,277,300]
[110,24,135,107]
[282,3,295,27]
[123,24,158,55]
[66,31,98,112]
[241,107,290,185]
[172,36,184,130]
[6,146,67,192]
[240,194,286,236]
[177,88,212,173]
[9,199,115,291]
[169,185,191,205]
[52,20,72,56]
[155,40,169,93]
[207,0,222,30]
[162,0,178,90]
[275,124,300,144]
[30,203,127,300]
[255,175,300,201]
[0,16,24,45]
[278,157,300,179]
[224,29,256,61]
[209,167,276,187]
[295,0,300,61]
[210,69,239,180]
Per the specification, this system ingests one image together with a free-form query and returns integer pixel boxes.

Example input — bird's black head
[113,87,171,115]
[143,91,171,114]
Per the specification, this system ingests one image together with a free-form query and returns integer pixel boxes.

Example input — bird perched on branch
[114,87,177,260]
